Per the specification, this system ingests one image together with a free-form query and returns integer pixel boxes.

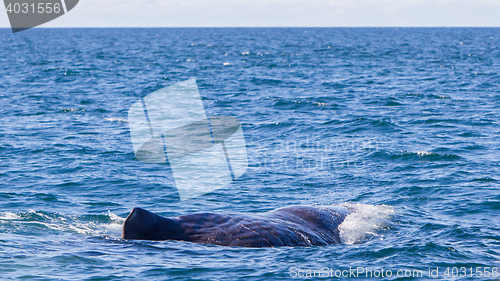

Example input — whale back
[122,205,350,247]
[121,207,185,241]
[267,205,348,244]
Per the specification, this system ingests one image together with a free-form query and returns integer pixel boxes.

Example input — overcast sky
[2,0,500,28]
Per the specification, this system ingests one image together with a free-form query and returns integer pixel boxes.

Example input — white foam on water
[0,210,126,236]
[104,117,128,122]
[60,108,83,112]
[104,210,126,232]
[416,150,432,156]
[338,203,395,244]
[0,211,20,220]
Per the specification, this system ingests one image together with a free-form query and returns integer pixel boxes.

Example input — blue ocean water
[0,27,499,280]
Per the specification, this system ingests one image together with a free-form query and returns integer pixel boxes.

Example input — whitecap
[104,117,128,122]
[416,151,432,156]
[339,203,395,244]
[0,210,126,236]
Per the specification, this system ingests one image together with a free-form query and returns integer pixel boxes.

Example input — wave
[369,150,462,162]
[0,210,125,236]
[60,108,84,113]
[104,117,128,122]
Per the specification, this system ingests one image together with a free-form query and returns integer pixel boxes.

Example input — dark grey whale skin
[121,205,350,247]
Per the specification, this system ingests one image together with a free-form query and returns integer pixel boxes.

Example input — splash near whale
[122,205,354,247]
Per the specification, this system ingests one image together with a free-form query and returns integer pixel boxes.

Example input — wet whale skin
[121,205,350,247]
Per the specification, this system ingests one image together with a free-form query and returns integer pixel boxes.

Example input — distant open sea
[0,28,499,280]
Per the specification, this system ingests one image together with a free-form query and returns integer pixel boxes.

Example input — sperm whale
[121,205,352,247]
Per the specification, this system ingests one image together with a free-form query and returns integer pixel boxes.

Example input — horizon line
[2,26,500,29]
